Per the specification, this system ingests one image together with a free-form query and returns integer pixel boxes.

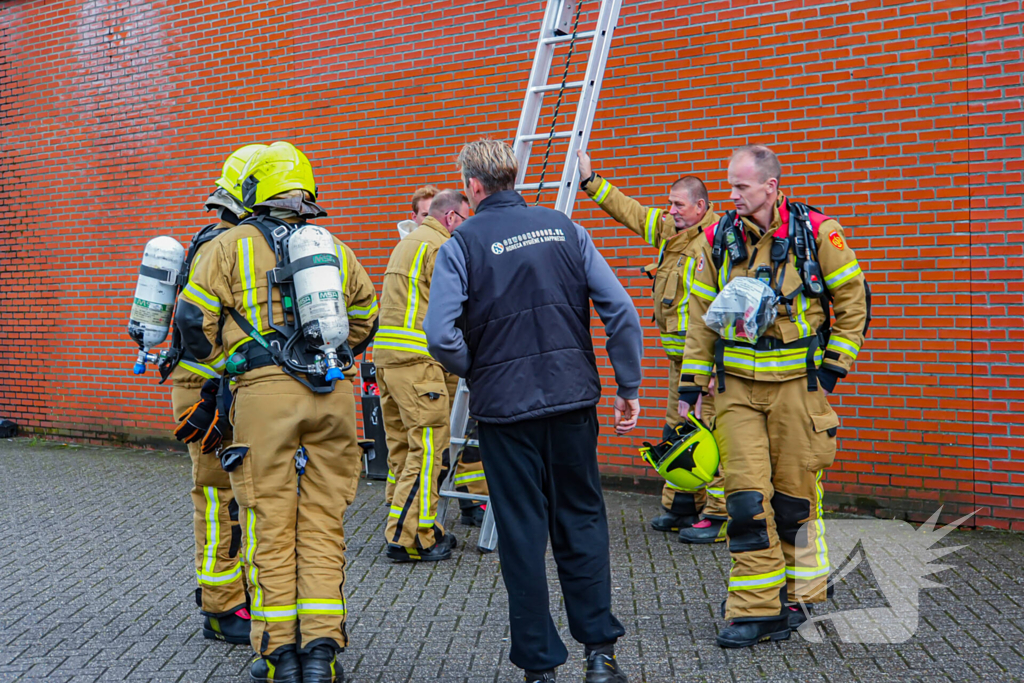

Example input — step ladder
[512,0,624,219]
[436,0,623,553]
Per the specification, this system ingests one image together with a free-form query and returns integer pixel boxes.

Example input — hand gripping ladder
[435,0,622,553]
[513,0,623,219]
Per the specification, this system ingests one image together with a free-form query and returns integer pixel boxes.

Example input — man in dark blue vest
[424,139,644,683]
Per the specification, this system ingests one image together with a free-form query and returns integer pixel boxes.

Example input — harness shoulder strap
[710,212,735,270]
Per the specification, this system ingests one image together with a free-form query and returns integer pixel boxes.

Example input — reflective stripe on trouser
[378,362,449,549]
[716,374,837,620]
[172,384,246,615]
[228,376,362,653]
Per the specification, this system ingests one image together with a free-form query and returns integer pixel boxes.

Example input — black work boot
[385,533,457,563]
[301,642,343,683]
[460,503,486,527]
[716,614,790,648]
[203,606,251,645]
[250,645,301,683]
[678,517,727,544]
[786,603,813,630]
[523,669,557,682]
[651,509,698,532]
[584,642,628,682]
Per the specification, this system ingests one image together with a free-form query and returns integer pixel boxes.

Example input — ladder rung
[519,131,572,142]
[530,80,585,94]
[516,182,561,191]
[451,437,480,447]
[440,491,491,503]
[542,30,596,45]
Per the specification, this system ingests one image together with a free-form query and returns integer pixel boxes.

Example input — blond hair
[456,139,518,195]
[410,185,440,214]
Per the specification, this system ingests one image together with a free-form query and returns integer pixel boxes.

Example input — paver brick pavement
[1,440,1022,682]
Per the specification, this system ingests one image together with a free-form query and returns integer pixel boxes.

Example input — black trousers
[478,406,625,672]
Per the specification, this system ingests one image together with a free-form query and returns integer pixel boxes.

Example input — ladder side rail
[513,0,565,184]
[553,0,624,218]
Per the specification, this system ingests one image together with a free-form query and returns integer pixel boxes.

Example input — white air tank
[288,225,349,381]
[128,236,185,374]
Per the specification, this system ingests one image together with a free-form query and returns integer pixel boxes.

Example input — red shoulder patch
[697,255,705,272]
[828,230,844,250]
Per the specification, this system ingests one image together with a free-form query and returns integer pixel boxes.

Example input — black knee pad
[229,524,242,558]
[228,497,239,522]
[726,491,770,552]
[773,492,811,547]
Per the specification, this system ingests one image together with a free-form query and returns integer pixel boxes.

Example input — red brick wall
[1,1,1020,529]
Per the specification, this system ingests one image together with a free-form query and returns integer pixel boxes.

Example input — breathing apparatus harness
[709,200,870,393]
[220,214,358,395]
[157,222,235,383]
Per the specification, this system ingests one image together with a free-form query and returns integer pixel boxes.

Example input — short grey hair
[731,145,782,185]
[670,176,709,206]
[456,139,518,195]
[428,189,469,219]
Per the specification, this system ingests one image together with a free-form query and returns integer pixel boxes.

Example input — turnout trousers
[171,380,246,617]
[478,406,625,672]
[716,375,838,621]
[229,373,362,654]
[662,356,727,520]
[378,362,450,549]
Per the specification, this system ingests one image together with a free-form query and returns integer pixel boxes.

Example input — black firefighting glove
[818,368,840,394]
[200,409,228,454]
[174,378,220,444]
[677,388,701,408]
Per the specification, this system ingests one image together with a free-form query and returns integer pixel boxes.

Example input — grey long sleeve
[423,239,472,377]
[575,223,644,399]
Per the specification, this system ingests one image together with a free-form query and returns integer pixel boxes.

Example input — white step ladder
[436,0,623,553]
[512,0,624,219]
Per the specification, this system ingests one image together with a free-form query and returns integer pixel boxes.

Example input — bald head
[730,145,781,185]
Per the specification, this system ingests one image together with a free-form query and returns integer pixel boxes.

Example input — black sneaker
[301,643,343,683]
[651,510,699,532]
[203,607,251,645]
[460,504,486,527]
[678,518,727,544]
[523,669,557,682]
[716,615,790,648]
[585,650,628,682]
[385,534,457,563]
[250,646,301,683]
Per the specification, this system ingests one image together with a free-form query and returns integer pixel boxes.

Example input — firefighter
[169,144,265,645]
[576,150,727,543]
[678,145,868,648]
[375,189,477,562]
[176,141,379,682]
[396,184,440,241]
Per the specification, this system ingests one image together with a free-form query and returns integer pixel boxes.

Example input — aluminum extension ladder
[512,0,624,219]
[436,0,623,552]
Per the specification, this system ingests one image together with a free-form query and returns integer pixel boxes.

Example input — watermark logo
[795,508,974,643]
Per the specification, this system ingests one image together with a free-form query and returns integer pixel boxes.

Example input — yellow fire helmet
[639,413,720,491]
[239,141,317,209]
[214,144,267,202]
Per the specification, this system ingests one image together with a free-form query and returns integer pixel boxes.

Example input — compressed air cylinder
[288,225,349,381]
[128,236,186,373]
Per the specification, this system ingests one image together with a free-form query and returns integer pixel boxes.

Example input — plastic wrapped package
[703,277,777,343]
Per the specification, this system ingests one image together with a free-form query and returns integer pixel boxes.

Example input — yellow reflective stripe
[728,568,787,591]
[706,487,725,497]
[251,605,297,622]
[593,178,612,204]
[814,470,829,577]
[179,360,219,380]
[388,505,403,518]
[237,238,263,333]
[190,252,202,277]
[197,563,243,585]
[690,279,716,302]
[827,334,859,359]
[183,282,221,313]
[453,470,486,485]
[335,244,349,294]
[681,359,713,376]
[793,294,812,338]
[678,256,696,332]
[209,353,227,371]
[246,508,262,610]
[386,471,396,484]
[349,299,378,320]
[403,243,429,329]
[419,426,435,527]
[717,259,731,291]
[202,487,220,575]
[228,337,254,355]
[377,327,431,356]
[661,334,685,356]
[824,259,861,289]
[644,208,660,247]
[722,347,823,372]
[297,599,346,615]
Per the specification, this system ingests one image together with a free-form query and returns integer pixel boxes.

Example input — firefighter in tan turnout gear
[678,145,869,648]
[577,150,728,543]
[375,189,486,562]
[168,144,265,646]
[175,141,379,683]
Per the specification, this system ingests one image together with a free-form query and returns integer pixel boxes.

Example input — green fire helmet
[639,414,720,491]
